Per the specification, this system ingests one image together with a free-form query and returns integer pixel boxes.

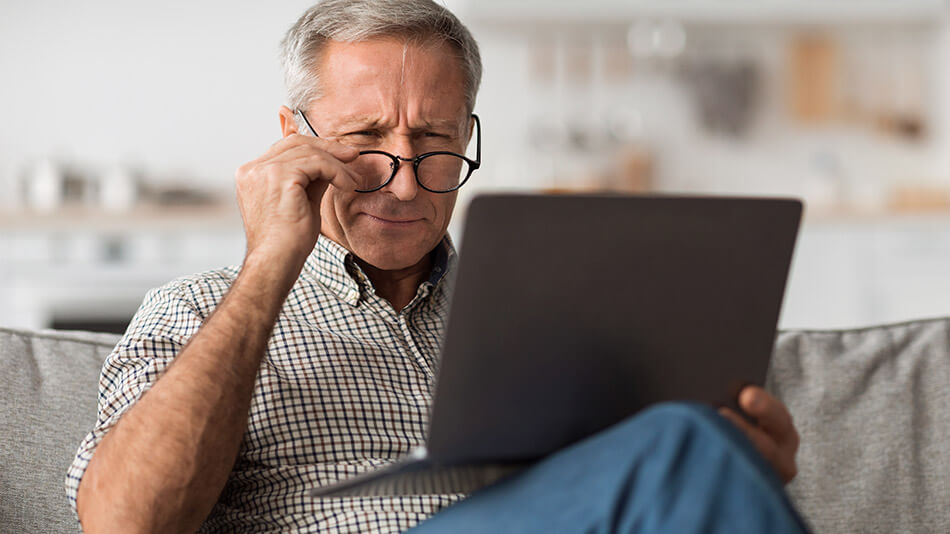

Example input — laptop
[310,193,802,497]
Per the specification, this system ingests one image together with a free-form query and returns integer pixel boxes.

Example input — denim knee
[633,401,784,489]
[611,402,723,442]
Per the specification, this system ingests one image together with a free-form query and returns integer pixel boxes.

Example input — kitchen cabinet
[0,207,244,332]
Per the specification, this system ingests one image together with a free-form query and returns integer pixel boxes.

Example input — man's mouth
[365,214,423,225]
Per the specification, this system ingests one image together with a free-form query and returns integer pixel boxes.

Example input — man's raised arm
[76,132,358,533]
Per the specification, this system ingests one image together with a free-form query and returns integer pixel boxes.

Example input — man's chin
[352,242,433,272]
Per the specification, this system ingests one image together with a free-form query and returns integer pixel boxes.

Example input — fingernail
[740,389,757,409]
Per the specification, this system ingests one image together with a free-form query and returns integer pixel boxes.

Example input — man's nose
[382,136,420,201]
[384,157,419,201]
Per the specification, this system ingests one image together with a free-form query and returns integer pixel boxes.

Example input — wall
[3,0,950,330]
[0,0,314,187]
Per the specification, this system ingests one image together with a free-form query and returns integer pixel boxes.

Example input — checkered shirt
[66,234,465,532]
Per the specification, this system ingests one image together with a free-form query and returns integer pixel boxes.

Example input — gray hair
[280,0,482,117]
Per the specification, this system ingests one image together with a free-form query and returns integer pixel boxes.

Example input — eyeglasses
[296,109,481,194]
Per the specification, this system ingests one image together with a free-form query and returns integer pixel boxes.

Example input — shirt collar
[305,235,363,306]
[304,234,457,307]
[427,233,457,286]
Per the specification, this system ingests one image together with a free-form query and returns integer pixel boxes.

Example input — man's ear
[279,105,299,138]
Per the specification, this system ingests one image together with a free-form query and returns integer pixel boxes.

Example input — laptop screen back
[427,194,802,464]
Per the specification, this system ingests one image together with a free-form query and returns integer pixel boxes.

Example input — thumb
[305,180,329,219]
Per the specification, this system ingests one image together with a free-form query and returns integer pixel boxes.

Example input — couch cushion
[0,327,119,533]
[768,317,950,533]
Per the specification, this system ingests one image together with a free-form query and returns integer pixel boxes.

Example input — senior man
[68,1,806,532]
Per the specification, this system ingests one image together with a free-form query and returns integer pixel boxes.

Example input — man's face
[288,38,469,271]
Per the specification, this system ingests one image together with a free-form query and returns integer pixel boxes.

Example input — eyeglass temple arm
[471,113,481,165]
[296,109,320,137]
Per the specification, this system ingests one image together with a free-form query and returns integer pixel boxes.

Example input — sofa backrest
[1,319,949,533]
[0,327,120,533]
[769,317,950,533]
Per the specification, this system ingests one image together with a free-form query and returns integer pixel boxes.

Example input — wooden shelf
[0,203,241,232]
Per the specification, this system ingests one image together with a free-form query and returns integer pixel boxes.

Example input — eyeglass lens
[349,153,471,192]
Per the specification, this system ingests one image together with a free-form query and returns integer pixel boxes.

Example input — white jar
[99,164,138,212]
[28,158,63,213]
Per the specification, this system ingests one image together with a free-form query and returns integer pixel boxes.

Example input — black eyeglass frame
[295,109,481,194]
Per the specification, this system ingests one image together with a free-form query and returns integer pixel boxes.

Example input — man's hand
[235,134,360,265]
[719,386,800,484]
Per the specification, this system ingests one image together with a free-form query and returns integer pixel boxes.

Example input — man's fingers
[719,407,797,482]
[719,407,779,461]
[311,137,360,161]
[305,179,329,214]
[739,387,799,449]
[235,132,364,262]
[282,153,362,191]
[264,133,359,162]
[253,143,362,192]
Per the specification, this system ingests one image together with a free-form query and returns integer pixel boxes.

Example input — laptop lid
[426,193,802,465]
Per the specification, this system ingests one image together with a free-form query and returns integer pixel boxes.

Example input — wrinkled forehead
[313,37,468,128]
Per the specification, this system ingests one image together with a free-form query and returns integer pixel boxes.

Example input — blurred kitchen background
[3,0,950,333]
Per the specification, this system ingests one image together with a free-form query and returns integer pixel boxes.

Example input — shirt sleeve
[64,277,211,516]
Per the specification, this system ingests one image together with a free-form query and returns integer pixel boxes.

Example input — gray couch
[2,319,949,533]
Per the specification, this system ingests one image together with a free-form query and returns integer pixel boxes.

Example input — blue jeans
[409,403,809,533]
